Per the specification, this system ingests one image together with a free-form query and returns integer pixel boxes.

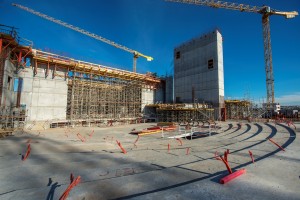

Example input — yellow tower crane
[12,3,153,73]
[166,0,298,111]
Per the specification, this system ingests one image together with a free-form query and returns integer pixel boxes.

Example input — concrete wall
[142,88,154,112]
[174,30,224,108]
[18,62,68,121]
[1,58,17,106]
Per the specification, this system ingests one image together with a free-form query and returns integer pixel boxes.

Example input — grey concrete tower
[174,30,224,109]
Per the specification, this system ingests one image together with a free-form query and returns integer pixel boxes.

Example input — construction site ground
[0,121,299,200]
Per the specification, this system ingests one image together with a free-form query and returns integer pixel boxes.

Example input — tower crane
[166,0,298,111]
[12,3,153,73]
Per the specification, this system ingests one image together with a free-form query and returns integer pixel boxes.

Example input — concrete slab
[0,121,299,199]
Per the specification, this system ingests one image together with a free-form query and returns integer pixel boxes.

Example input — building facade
[174,30,224,112]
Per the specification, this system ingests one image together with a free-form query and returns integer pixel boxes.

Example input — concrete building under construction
[0,25,160,130]
[174,30,224,115]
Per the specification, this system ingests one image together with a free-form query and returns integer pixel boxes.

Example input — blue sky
[1,0,300,105]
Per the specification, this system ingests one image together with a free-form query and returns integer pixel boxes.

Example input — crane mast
[12,3,153,73]
[166,0,298,111]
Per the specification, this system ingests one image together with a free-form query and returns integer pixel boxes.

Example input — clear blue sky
[1,0,299,105]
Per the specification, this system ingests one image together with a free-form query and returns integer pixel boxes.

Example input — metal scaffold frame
[0,25,31,134]
[225,100,251,120]
[1,25,160,129]
[145,103,214,123]
[66,71,143,124]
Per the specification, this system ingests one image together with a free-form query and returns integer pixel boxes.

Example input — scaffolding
[67,77,142,122]
[0,106,26,129]
[33,50,160,125]
[145,103,214,123]
[0,25,31,134]
[1,24,160,128]
[225,100,251,120]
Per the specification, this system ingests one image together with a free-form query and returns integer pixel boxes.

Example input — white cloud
[276,92,300,106]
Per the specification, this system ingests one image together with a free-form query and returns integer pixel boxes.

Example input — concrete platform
[0,121,299,200]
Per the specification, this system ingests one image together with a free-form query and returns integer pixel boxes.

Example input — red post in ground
[220,156,233,174]
[70,173,74,184]
[248,150,255,163]
[168,143,170,153]
[59,175,81,200]
[22,144,31,161]
[77,133,85,142]
[176,138,183,146]
[186,147,190,155]
[116,140,127,154]
[224,149,229,162]
[134,135,140,147]
[215,151,221,160]
[89,130,94,138]
[268,138,285,151]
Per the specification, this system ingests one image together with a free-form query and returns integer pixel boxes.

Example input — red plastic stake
[116,140,127,154]
[220,156,233,174]
[248,150,255,163]
[215,151,221,160]
[107,120,113,126]
[287,121,296,130]
[89,130,94,138]
[224,150,229,162]
[176,138,183,146]
[59,175,81,200]
[134,135,140,147]
[70,173,74,184]
[220,169,246,184]
[168,143,170,153]
[77,133,86,142]
[186,147,190,155]
[268,138,285,151]
[22,144,31,161]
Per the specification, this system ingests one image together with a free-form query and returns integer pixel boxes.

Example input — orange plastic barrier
[220,169,246,184]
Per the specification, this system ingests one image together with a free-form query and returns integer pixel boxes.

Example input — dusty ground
[0,121,299,200]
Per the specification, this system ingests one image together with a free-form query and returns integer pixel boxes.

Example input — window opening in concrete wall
[7,76,11,90]
[13,78,19,92]
[175,51,180,59]
[208,59,214,69]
